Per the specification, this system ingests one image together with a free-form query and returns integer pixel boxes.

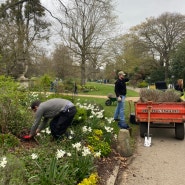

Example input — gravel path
[120,127,185,185]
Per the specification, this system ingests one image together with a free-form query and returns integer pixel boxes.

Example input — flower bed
[0,90,119,185]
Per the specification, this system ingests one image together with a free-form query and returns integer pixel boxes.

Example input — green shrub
[137,80,148,88]
[0,76,33,135]
[0,154,27,185]
[0,134,20,149]
[87,135,111,157]
[73,107,87,125]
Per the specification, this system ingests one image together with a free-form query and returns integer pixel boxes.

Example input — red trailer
[135,101,185,140]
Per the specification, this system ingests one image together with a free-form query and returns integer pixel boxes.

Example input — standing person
[28,98,77,140]
[74,82,78,95]
[175,79,184,96]
[114,71,130,129]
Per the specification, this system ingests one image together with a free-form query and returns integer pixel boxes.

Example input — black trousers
[50,106,77,139]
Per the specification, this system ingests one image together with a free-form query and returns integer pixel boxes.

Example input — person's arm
[29,109,43,137]
[37,117,49,132]
[124,77,129,83]
[114,81,120,97]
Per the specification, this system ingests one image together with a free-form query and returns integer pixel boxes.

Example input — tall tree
[131,12,185,80]
[171,40,185,81]
[51,44,80,79]
[56,0,117,85]
[0,0,50,79]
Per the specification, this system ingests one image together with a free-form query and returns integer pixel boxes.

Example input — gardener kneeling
[28,98,77,140]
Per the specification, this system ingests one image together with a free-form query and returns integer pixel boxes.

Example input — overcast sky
[41,0,185,31]
[116,0,185,31]
[40,0,185,51]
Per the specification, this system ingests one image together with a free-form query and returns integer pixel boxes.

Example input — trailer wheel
[105,99,112,106]
[175,123,184,140]
[140,122,147,138]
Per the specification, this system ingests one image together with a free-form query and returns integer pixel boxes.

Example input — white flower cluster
[82,126,92,133]
[91,109,104,119]
[81,146,91,156]
[56,149,65,159]
[72,142,101,157]
[56,149,71,159]
[0,157,7,168]
[41,127,51,134]
[76,102,104,119]
[104,117,114,124]
[104,126,113,133]
[72,142,82,151]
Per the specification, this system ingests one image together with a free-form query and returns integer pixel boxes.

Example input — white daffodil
[0,157,7,168]
[70,130,74,135]
[72,142,82,151]
[114,134,117,140]
[94,151,101,158]
[82,146,91,156]
[105,126,113,133]
[68,135,73,139]
[56,149,66,159]
[67,152,72,157]
[82,126,88,132]
[31,153,38,160]
[45,127,51,134]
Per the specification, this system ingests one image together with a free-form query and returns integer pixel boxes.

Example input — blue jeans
[114,96,129,129]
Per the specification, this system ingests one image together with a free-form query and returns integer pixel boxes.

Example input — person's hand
[117,96,122,102]
[36,129,40,134]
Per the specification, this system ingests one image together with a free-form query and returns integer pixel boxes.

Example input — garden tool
[144,105,152,147]
[22,135,32,141]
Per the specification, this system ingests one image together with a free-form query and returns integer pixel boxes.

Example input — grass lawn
[80,82,139,97]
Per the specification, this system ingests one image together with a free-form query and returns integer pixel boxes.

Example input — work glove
[22,135,32,140]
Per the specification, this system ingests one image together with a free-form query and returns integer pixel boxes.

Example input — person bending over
[29,98,77,140]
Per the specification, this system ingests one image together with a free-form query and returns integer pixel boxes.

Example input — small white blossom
[72,142,82,151]
[94,151,101,158]
[70,130,74,135]
[31,153,38,160]
[82,126,88,132]
[45,127,51,134]
[68,135,73,139]
[0,157,7,168]
[82,126,92,133]
[105,126,113,133]
[82,146,91,156]
[114,134,117,140]
[56,149,66,159]
[67,152,72,157]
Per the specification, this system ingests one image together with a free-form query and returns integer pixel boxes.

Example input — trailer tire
[105,99,111,106]
[140,122,147,138]
[175,123,184,140]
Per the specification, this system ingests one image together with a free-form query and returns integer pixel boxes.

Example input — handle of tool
[147,106,152,138]
[128,100,132,115]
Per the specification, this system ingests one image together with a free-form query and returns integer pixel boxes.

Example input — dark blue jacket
[114,78,129,97]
